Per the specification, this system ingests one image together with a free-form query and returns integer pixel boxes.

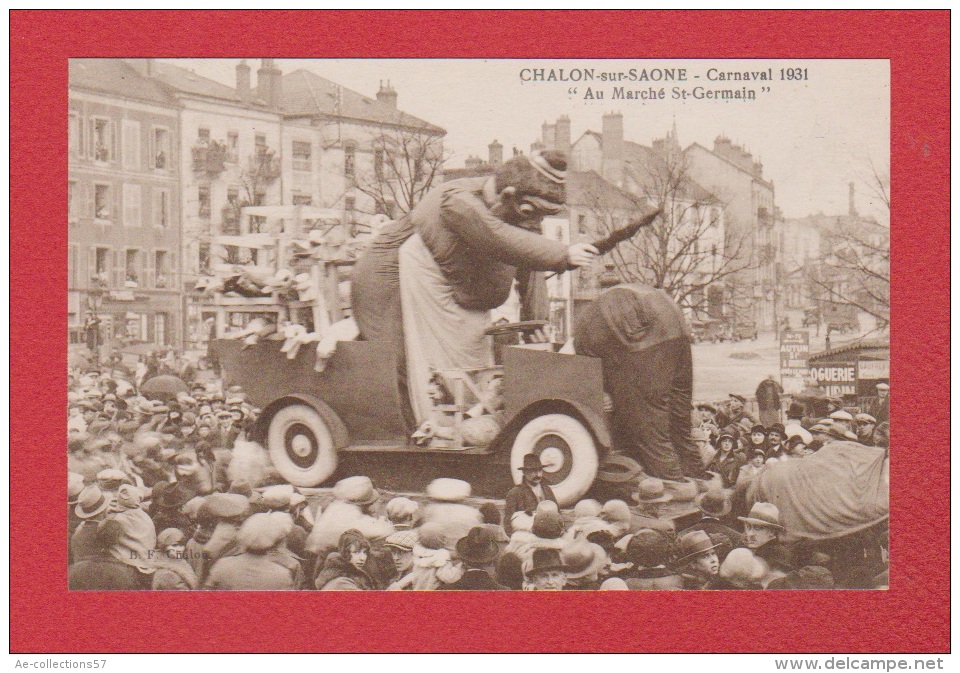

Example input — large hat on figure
[332,476,380,506]
[497,150,568,213]
[729,393,747,405]
[456,526,501,566]
[876,382,889,391]
[829,410,854,423]
[855,413,878,425]
[738,502,785,531]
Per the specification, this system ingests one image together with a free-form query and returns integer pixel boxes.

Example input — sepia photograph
[66,56,891,594]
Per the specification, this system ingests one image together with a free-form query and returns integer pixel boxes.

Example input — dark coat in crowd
[753,539,796,573]
[152,554,200,590]
[625,567,684,590]
[205,550,301,591]
[314,552,380,591]
[444,568,508,591]
[706,449,744,489]
[69,556,142,590]
[503,482,557,537]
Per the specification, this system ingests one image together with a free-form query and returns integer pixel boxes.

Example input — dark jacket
[152,554,199,590]
[444,568,508,591]
[706,449,744,489]
[314,552,380,591]
[69,556,142,590]
[754,539,796,573]
[503,482,557,537]
[625,567,683,590]
[415,177,570,311]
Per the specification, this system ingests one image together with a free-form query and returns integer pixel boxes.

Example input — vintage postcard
[12,10,949,656]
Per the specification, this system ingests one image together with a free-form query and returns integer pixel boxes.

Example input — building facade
[68,59,182,351]
[685,137,777,328]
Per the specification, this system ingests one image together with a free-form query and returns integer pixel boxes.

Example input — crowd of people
[67,359,889,592]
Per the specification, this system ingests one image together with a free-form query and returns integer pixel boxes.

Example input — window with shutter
[112,249,122,287]
[154,189,169,227]
[122,120,141,170]
[94,183,111,221]
[88,246,98,288]
[125,249,141,287]
[69,245,78,288]
[123,183,142,226]
[293,141,312,172]
[69,114,80,158]
[68,181,78,223]
[92,117,113,162]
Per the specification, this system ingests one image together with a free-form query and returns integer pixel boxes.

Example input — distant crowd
[67,362,889,591]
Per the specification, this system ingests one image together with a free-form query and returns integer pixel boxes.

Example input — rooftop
[282,69,445,134]
[69,59,178,107]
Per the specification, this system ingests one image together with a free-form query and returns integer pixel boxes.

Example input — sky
[162,58,890,222]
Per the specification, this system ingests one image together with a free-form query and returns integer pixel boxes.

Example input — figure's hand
[567,243,599,267]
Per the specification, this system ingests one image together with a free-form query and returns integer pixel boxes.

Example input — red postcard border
[10,10,949,653]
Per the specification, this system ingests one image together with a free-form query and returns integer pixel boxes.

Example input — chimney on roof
[488,139,503,168]
[236,60,251,101]
[555,115,571,158]
[602,112,624,186]
[257,58,283,108]
[377,80,398,109]
[465,155,483,170]
[541,121,556,150]
[848,182,857,216]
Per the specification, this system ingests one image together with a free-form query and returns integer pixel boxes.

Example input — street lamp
[85,286,105,367]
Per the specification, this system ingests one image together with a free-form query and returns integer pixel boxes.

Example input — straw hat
[737,502,785,531]
[632,478,672,504]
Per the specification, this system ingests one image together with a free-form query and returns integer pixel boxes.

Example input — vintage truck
[211,332,610,507]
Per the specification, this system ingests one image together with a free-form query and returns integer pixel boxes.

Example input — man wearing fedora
[678,487,743,561]
[523,547,570,591]
[739,501,795,573]
[445,527,507,590]
[503,454,558,537]
[675,530,724,590]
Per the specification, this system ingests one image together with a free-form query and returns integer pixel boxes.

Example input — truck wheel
[511,413,599,507]
[266,403,337,487]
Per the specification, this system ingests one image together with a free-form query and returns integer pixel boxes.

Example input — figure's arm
[441,191,570,271]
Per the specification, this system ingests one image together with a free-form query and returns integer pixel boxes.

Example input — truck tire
[511,413,599,507]
[266,403,337,487]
